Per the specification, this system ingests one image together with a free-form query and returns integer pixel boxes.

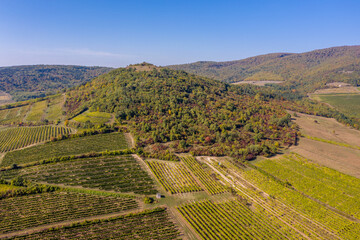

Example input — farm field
[0,126,72,153]
[0,132,129,167]
[72,111,113,125]
[0,191,138,234]
[177,199,294,240]
[0,155,157,194]
[289,111,360,178]
[290,111,360,147]
[45,95,64,122]
[0,105,31,125]
[0,95,65,125]
[239,154,360,240]
[25,100,47,122]
[252,153,360,219]
[181,156,227,195]
[312,93,360,119]
[8,208,181,240]
[146,160,203,194]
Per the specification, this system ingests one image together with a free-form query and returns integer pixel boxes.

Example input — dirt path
[105,114,116,125]
[125,132,135,148]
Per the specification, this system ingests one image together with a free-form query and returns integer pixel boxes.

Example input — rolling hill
[0,65,112,101]
[168,45,360,92]
[64,63,296,160]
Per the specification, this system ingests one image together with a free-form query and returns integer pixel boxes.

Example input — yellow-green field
[72,111,113,125]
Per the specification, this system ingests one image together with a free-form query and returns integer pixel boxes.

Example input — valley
[0,64,358,239]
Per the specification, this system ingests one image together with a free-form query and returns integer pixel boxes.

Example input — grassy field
[313,93,360,119]
[0,132,129,167]
[0,155,157,194]
[72,111,112,125]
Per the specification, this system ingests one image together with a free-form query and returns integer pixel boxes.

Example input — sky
[0,0,359,68]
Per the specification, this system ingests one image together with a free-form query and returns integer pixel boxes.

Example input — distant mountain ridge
[0,65,112,101]
[168,45,360,92]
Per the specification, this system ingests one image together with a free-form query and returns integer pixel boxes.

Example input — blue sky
[0,0,359,67]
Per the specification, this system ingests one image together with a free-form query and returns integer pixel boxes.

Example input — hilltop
[65,64,296,160]
[168,45,360,92]
[0,65,112,101]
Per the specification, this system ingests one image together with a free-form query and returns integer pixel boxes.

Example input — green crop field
[315,93,360,119]
[9,208,181,240]
[0,126,72,153]
[181,156,227,195]
[0,191,138,234]
[72,111,113,125]
[146,160,203,194]
[0,155,157,194]
[0,132,129,167]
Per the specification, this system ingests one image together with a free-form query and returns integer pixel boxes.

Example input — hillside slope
[65,64,297,160]
[0,65,112,101]
[168,45,360,92]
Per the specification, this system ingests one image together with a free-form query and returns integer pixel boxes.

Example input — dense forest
[168,46,360,93]
[0,65,112,101]
[65,64,297,160]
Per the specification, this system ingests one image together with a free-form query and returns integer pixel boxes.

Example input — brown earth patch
[291,137,360,178]
[290,111,360,147]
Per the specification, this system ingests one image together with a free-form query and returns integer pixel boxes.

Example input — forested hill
[65,63,297,160]
[168,45,360,92]
[0,65,112,101]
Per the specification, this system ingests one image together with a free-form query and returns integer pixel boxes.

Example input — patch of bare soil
[312,86,360,94]
[0,91,14,106]
[290,111,360,147]
[232,80,283,86]
[291,137,360,178]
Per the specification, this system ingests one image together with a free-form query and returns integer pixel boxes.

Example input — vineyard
[177,200,289,240]
[0,191,138,234]
[0,155,157,195]
[146,160,203,194]
[241,155,360,240]
[181,156,227,195]
[8,208,181,240]
[0,132,129,167]
[0,105,30,125]
[0,95,65,125]
[253,153,360,219]
[0,126,72,153]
